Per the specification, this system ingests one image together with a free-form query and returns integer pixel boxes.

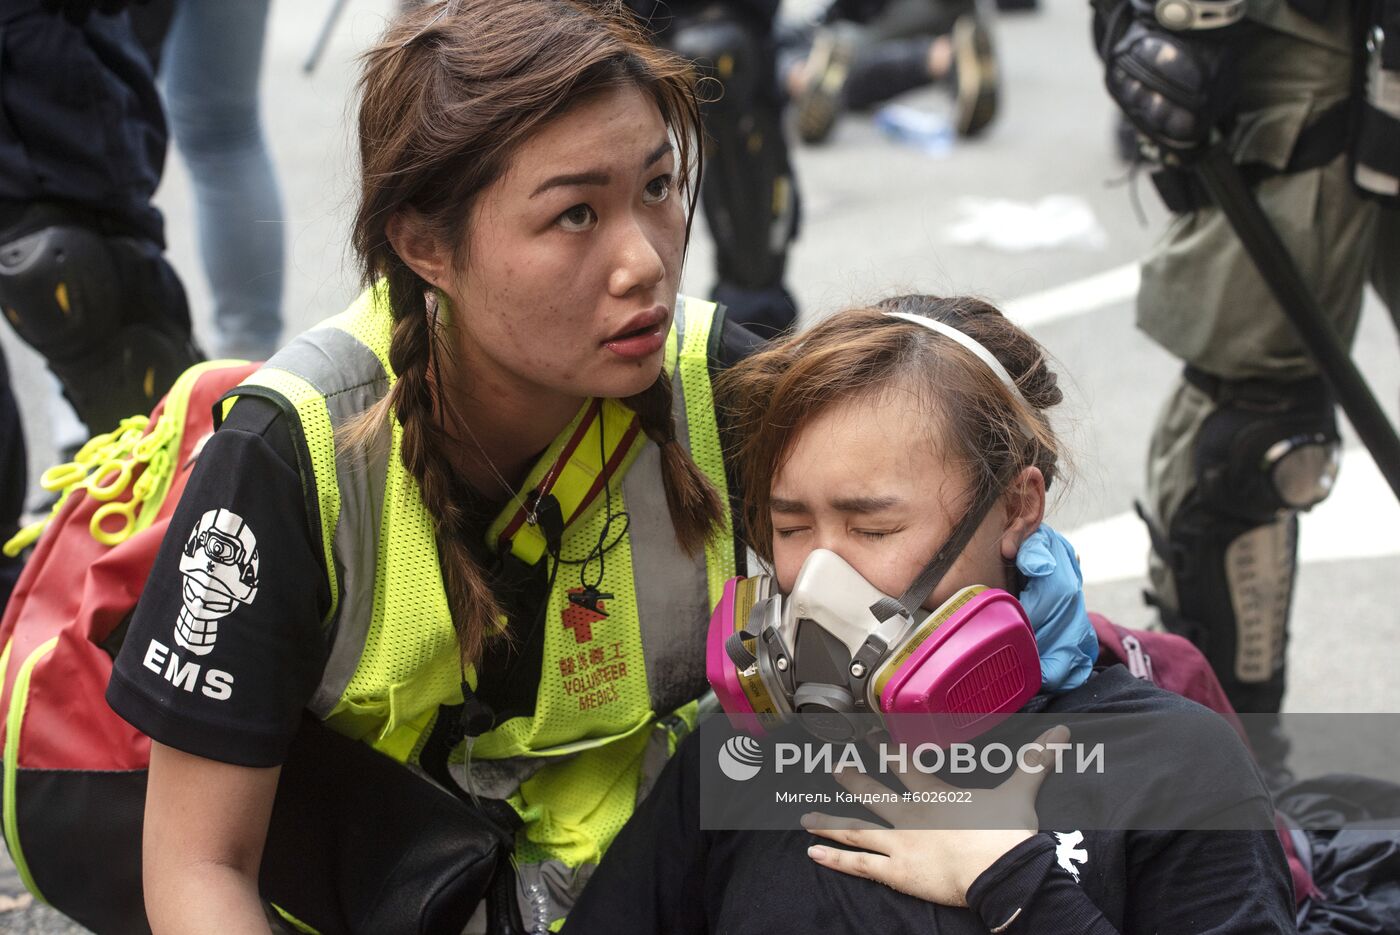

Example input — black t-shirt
[107,312,766,767]
[561,666,1297,935]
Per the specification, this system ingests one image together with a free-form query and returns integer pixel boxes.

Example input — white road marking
[1069,449,1400,585]
[1002,262,1141,329]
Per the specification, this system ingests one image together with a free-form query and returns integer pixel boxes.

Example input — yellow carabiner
[91,498,141,547]
[86,460,134,502]
[40,461,90,493]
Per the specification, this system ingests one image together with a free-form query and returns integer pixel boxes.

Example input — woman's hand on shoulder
[802,725,1069,907]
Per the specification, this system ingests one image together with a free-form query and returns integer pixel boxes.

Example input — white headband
[884,311,1036,431]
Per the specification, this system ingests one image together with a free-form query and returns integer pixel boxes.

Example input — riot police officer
[1095,0,1400,779]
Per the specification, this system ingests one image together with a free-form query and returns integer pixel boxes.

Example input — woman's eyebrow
[642,139,672,169]
[529,140,672,199]
[769,495,904,515]
[829,494,904,514]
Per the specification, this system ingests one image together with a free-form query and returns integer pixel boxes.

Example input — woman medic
[106,2,760,930]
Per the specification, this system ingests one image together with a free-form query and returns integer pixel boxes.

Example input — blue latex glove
[1016,524,1098,693]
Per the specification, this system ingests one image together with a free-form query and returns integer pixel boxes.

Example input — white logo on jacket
[1054,830,1089,882]
[174,508,260,656]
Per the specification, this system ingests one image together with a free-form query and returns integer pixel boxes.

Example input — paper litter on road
[942,195,1108,252]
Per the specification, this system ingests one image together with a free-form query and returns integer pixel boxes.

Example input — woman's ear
[998,466,1046,561]
[386,208,451,289]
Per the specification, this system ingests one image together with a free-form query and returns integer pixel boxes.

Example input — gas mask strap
[725,630,759,670]
[869,467,1017,623]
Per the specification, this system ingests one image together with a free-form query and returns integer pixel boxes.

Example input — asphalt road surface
[2,0,1397,930]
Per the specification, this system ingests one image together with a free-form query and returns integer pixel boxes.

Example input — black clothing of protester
[107,312,765,767]
[563,666,1296,934]
[0,1,167,242]
[1279,776,1400,933]
[0,2,175,600]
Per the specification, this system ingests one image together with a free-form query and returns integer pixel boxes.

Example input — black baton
[1193,144,1400,503]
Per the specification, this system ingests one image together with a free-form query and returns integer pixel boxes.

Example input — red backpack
[0,361,260,932]
[0,360,512,935]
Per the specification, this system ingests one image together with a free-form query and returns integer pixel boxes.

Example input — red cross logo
[562,587,610,644]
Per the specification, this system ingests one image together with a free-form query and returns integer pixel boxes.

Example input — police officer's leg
[668,6,799,337]
[1141,160,1371,774]
[0,204,202,433]
[1137,11,1370,775]
[1144,372,1339,714]
[0,10,202,434]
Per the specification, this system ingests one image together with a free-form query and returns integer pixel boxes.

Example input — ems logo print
[175,508,260,656]
[138,509,254,703]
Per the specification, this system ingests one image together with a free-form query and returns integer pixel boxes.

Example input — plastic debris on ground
[873,104,954,156]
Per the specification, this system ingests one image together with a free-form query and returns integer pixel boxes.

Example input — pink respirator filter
[878,587,1040,748]
[705,575,775,736]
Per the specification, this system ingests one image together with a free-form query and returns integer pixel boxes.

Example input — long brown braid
[625,372,725,556]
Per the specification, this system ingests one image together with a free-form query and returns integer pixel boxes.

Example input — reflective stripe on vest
[231,286,733,921]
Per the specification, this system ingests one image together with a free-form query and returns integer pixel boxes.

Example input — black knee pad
[668,11,799,295]
[1153,372,1339,714]
[668,10,768,115]
[1191,372,1340,520]
[0,220,203,431]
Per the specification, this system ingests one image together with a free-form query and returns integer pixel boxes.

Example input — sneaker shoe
[794,27,855,145]
[949,15,999,138]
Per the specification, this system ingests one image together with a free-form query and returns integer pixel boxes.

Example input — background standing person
[622,0,802,336]
[1096,0,1400,783]
[0,0,202,626]
[154,0,286,360]
[103,2,759,931]
[0,0,202,437]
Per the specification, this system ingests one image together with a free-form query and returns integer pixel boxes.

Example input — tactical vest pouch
[1352,0,1400,205]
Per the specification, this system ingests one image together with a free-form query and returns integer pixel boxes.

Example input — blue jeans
[163,0,284,360]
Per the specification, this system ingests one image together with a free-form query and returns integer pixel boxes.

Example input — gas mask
[707,468,1041,748]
